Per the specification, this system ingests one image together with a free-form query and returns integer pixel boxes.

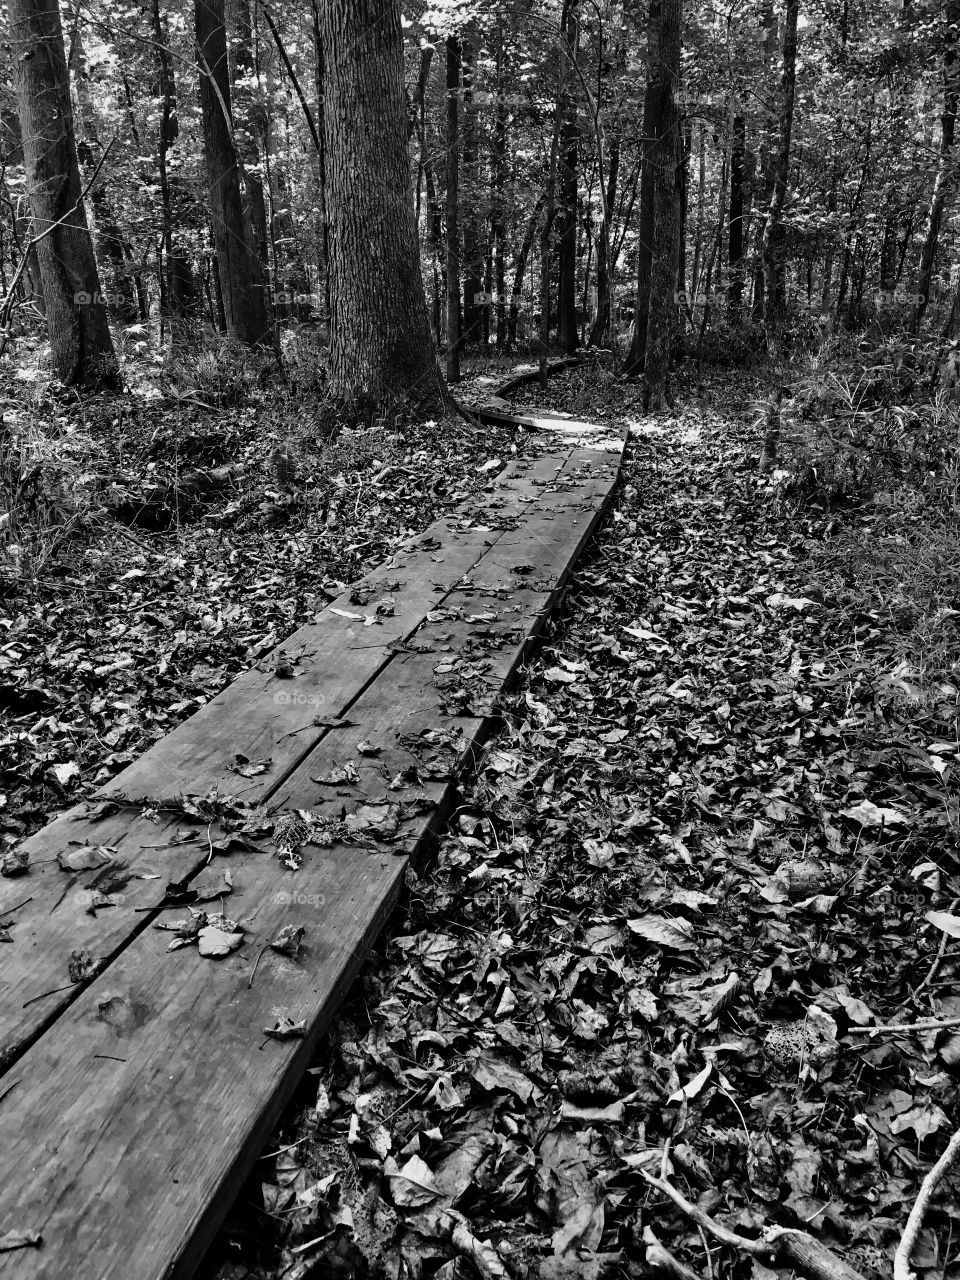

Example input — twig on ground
[897,894,960,1015]
[894,1126,960,1280]
[848,1015,960,1037]
[641,1171,868,1280]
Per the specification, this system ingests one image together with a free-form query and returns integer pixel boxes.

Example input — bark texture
[8,0,118,389]
[320,0,448,415]
[642,0,682,410]
[195,0,270,347]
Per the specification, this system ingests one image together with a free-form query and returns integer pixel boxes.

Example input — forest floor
[199,361,960,1280]
[5,354,960,1280]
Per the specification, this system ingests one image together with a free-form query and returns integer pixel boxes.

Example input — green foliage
[0,413,99,582]
[772,334,954,506]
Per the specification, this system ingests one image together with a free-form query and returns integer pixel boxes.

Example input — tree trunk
[539,1,573,385]
[624,0,661,377]
[232,0,271,278]
[761,0,799,347]
[461,38,483,347]
[589,131,620,347]
[557,0,580,354]
[194,0,270,347]
[68,15,138,325]
[728,111,745,317]
[444,34,461,381]
[643,0,682,411]
[750,0,780,322]
[152,0,196,338]
[492,22,508,349]
[913,0,960,332]
[8,0,118,389]
[508,192,544,349]
[320,0,448,416]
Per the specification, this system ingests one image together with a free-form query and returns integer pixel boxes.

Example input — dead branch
[894,1126,960,1280]
[641,1171,868,1280]
[847,1015,960,1037]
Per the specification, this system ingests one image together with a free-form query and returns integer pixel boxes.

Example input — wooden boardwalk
[0,383,626,1279]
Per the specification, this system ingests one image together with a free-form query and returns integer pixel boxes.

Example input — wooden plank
[98,448,571,800]
[0,425,625,1280]
[0,451,573,1069]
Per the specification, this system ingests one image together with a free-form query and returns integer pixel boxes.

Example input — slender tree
[557,0,581,354]
[913,0,960,331]
[624,0,661,377]
[728,111,746,318]
[761,0,799,346]
[445,34,462,382]
[194,0,270,346]
[319,0,449,415]
[8,0,119,389]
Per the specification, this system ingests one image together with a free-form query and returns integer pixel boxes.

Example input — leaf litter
[206,370,960,1280]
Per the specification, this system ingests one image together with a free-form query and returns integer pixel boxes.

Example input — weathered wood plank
[99,448,571,800]
[0,424,625,1280]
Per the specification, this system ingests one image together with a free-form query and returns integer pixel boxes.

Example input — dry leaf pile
[215,372,960,1280]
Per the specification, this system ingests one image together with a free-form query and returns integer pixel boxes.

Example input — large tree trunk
[761,0,799,347]
[8,0,118,389]
[194,0,270,347]
[444,34,461,382]
[642,0,682,411]
[624,0,661,377]
[913,0,960,332]
[320,0,448,416]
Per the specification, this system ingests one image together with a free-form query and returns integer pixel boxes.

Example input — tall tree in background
[643,0,682,409]
[624,0,661,377]
[761,0,799,347]
[445,34,462,383]
[727,110,746,318]
[194,0,270,347]
[319,0,449,416]
[8,0,118,389]
[461,38,483,347]
[914,0,960,332]
[557,0,580,354]
[68,12,139,325]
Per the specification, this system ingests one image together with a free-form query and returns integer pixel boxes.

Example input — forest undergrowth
[197,347,960,1280]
